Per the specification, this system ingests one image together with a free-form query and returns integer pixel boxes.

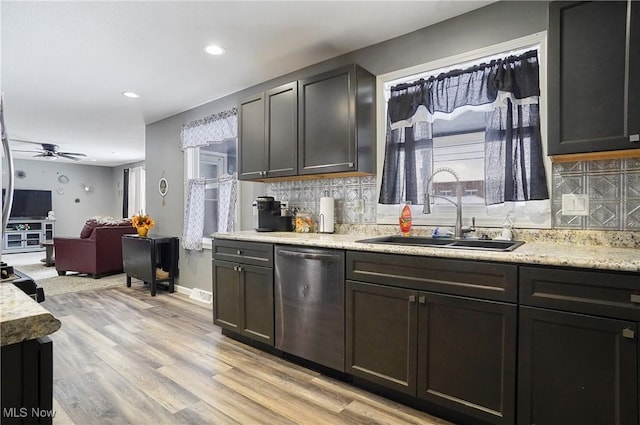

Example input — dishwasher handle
[277,249,341,262]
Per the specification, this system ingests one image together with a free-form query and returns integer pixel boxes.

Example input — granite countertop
[213,231,640,273]
[1,283,61,346]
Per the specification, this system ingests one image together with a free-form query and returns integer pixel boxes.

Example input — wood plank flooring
[42,286,453,425]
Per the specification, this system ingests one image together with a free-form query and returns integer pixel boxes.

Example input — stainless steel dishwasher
[274,245,345,372]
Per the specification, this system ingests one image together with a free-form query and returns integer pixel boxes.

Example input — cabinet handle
[630,134,639,143]
[237,266,243,272]
[409,295,416,303]
[419,295,426,304]
[622,328,635,339]
[348,162,354,168]
[630,294,640,304]
[236,250,242,255]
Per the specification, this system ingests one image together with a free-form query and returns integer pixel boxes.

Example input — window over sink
[376,33,552,229]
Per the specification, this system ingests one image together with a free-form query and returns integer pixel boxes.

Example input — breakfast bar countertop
[0,282,61,346]
[212,231,640,273]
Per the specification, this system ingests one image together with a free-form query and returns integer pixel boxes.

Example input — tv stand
[3,219,55,254]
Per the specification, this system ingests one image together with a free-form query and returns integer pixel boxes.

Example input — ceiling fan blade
[12,149,43,153]
[58,151,86,157]
[56,153,82,161]
[9,139,44,146]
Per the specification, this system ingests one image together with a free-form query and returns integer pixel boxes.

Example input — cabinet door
[417,293,516,425]
[299,66,356,175]
[265,82,297,178]
[240,264,274,346]
[212,260,240,331]
[346,280,417,395]
[518,306,638,425]
[238,93,266,180]
[548,1,639,154]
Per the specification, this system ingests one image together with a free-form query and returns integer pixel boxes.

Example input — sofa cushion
[80,217,132,239]
[80,219,99,239]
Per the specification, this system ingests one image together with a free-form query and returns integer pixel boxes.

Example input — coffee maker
[253,196,293,232]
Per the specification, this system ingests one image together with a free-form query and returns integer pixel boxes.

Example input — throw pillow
[80,219,99,238]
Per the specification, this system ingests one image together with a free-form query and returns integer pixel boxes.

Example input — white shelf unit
[3,219,55,254]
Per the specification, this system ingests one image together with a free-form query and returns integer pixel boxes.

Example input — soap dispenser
[498,216,514,241]
[399,201,412,236]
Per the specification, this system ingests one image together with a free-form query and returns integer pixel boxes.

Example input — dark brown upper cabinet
[238,82,297,180]
[298,64,375,176]
[548,1,640,155]
[238,64,376,181]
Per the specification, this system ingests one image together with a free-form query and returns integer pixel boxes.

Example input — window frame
[375,32,551,229]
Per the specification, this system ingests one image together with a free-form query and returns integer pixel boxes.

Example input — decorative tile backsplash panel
[267,158,640,231]
[265,176,378,224]
[552,158,640,230]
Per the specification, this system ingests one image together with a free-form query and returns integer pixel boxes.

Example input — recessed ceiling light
[122,91,139,98]
[204,44,226,55]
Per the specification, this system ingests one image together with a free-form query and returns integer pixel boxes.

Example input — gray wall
[146,1,549,292]
[3,159,120,237]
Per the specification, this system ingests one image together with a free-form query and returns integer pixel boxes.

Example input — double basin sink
[356,235,524,252]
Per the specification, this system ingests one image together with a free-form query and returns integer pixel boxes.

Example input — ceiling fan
[10,139,87,161]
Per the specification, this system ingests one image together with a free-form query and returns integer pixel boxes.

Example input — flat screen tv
[2,189,52,220]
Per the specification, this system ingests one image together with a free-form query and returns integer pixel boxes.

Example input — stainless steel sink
[356,236,524,252]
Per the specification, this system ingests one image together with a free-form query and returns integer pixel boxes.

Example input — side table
[40,240,55,267]
[122,234,179,296]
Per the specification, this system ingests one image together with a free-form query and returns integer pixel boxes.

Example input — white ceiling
[2,1,493,167]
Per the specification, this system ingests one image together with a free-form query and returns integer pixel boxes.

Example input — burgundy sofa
[54,219,137,278]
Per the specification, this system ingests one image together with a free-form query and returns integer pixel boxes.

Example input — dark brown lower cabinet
[518,306,638,425]
[213,259,274,345]
[417,293,516,425]
[346,280,516,425]
[346,281,417,395]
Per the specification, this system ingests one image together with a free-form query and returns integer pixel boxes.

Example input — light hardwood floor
[42,286,453,425]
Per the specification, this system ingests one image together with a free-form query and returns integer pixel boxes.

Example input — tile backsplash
[266,157,640,231]
[552,158,640,230]
[266,176,378,224]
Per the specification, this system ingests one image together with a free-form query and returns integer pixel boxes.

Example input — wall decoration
[57,174,69,184]
[15,169,26,179]
[57,188,64,195]
[159,173,168,206]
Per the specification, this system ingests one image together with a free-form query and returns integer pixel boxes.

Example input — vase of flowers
[132,213,154,237]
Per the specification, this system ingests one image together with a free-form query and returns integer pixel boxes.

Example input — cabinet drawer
[347,251,517,302]
[213,240,273,267]
[520,266,640,321]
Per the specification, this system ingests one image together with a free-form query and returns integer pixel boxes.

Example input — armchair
[54,219,137,278]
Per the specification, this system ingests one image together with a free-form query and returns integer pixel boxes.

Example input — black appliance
[274,245,345,371]
[253,196,293,232]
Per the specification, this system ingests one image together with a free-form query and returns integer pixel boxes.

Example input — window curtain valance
[180,107,237,150]
[379,49,549,208]
[388,50,540,129]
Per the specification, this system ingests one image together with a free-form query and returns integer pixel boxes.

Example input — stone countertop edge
[1,283,61,346]
[212,231,640,273]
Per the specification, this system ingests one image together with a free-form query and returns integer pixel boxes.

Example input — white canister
[318,196,335,233]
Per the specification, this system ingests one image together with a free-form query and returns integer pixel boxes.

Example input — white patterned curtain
[182,178,206,251]
[218,174,237,233]
[179,108,238,150]
[181,107,238,248]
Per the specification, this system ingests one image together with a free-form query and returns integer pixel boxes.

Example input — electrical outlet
[561,194,589,216]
